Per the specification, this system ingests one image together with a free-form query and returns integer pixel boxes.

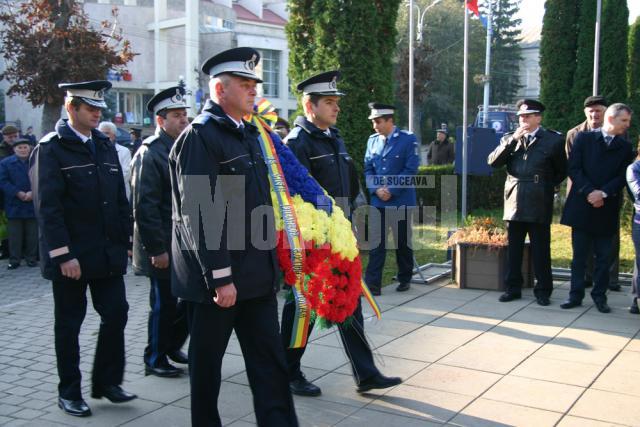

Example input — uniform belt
[510,175,545,183]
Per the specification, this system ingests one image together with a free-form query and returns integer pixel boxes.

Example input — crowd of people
[1,44,639,426]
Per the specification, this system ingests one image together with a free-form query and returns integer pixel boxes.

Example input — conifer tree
[570,0,597,124]
[539,0,579,132]
[628,16,640,141]
[599,0,628,103]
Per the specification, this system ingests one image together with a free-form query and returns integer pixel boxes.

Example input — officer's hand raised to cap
[60,258,82,280]
[214,283,237,308]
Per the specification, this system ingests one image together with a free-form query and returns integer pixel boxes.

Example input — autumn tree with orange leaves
[0,0,135,133]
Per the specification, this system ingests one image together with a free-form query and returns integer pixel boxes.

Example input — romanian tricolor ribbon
[250,105,310,349]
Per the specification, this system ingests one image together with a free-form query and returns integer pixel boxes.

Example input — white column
[185,0,199,111]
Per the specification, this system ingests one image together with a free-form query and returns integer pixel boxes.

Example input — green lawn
[360,210,636,288]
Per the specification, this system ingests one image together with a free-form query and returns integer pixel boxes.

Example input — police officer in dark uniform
[281,71,402,397]
[127,128,143,156]
[29,81,136,418]
[487,99,567,306]
[169,48,297,427]
[131,86,190,378]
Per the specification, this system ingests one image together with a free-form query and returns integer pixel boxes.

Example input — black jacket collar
[55,119,110,146]
[202,100,258,137]
[293,116,340,140]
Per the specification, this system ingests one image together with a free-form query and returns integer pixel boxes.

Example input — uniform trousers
[364,206,414,293]
[505,221,553,297]
[52,275,129,400]
[569,228,613,304]
[187,294,297,427]
[281,296,378,384]
[144,277,188,367]
[7,217,38,264]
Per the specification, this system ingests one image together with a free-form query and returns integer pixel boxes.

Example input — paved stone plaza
[1,260,640,426]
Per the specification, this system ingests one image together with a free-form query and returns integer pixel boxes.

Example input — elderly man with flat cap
[29,80,136,417]
[488,99,567,306]
[280,72,401,399]
[427,123,455,165]
[169,47,297,426]
[131,86,190,379]
[0,124,20,259]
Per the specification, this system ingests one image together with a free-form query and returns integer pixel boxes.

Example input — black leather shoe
[7,263,19,270]
[369,287,381,296]
[58,397,91,417]
[168,350,188,364]
[498,292,521,302]
[396,282,410,292]
[289,373,321,396]
[357,374,402,393]
[26,260,38,267]
[609,284,622,292]
[560,300,582,309]
[536,296,551,306]
[91,385,137,403]
[630,304,639,314]
[594,301,611,313]
[145,362,183,377]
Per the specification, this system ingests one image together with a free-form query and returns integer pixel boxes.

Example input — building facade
[1,0,295,138]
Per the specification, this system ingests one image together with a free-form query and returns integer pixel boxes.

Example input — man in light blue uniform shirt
[363,102,419,295]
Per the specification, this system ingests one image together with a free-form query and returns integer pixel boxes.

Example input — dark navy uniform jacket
[131,128,174,280]
[285,116,359,211]
[169,100,278,304]
[0,155,35,219]
[29,119,131,281]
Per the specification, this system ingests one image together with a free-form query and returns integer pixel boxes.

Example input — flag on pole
[466,0,480,17]
[466,0,488,28]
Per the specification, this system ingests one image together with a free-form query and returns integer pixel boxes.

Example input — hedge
[414,165,506,223]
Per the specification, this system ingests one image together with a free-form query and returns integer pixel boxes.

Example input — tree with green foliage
[0,1,135,133]
[600,0,628,105]
[395,0,486,139]
[286,0,401,171]
[486,0,523,104]
[569,0,597,124]
[628,16,640,142]
[539,0,580,132]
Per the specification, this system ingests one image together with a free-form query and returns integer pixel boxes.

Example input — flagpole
[481,1,493,128]
[461,2,470,222]
[593,0,602,95]
[409,0,415,132]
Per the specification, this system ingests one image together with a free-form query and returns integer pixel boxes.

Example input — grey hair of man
[605,103,633,118]
[209,74,231,103]
[98,121,117,135]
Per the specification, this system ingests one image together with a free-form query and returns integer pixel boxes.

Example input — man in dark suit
[169,47,297,426]
[561,103,634,313]
[29,81,136,417]
[487,99,567,306]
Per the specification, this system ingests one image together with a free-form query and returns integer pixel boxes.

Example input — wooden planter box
[453,242,533,291]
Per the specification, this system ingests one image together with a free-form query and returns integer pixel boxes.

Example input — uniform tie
[605,135,613,146]
[86,138,96,156]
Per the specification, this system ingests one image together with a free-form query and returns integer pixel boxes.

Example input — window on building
[112,90,154,125]
[258,49,280,98]
[201,15,235,33]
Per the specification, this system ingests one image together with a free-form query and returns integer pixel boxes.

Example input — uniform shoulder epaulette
[504,131,515,136]
[400,129,414,135]
[142,134,159,145]
[368,133,379,139]
[192,112,213,126]
[38,132,58,144]
[548,129,562,135]
[284,127,302,142]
